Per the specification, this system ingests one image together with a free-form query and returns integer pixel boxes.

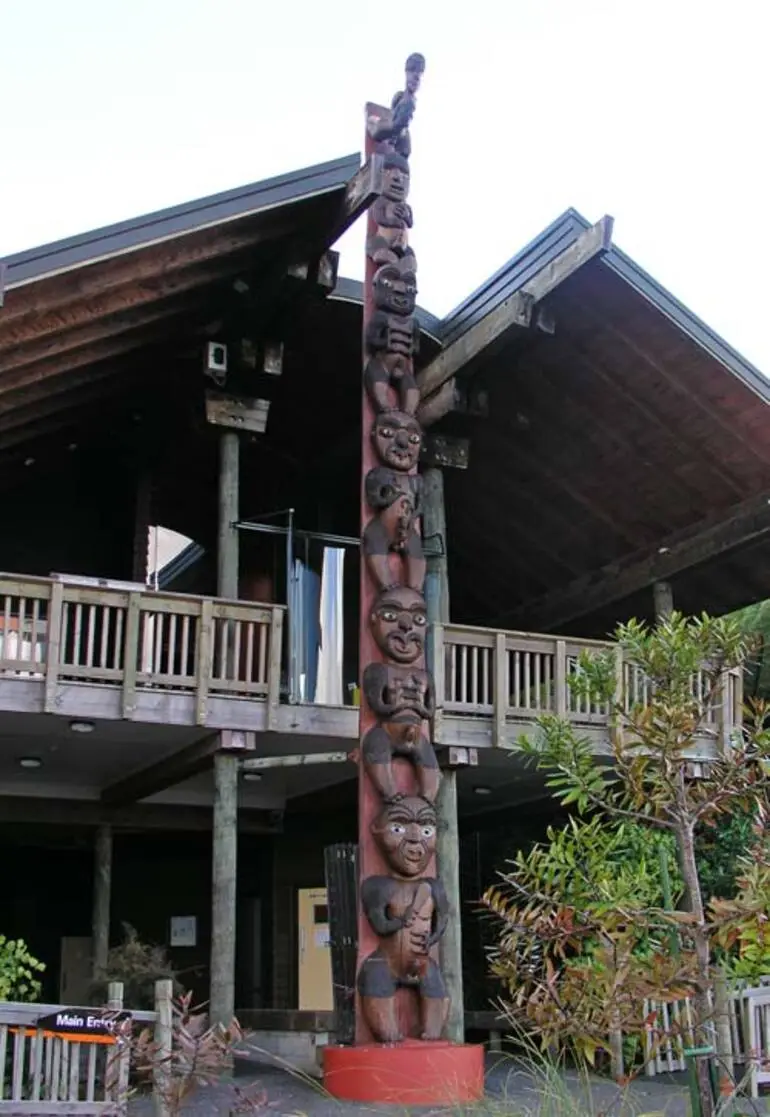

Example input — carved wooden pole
[356,54,449,1045]
[325,58,482,1103]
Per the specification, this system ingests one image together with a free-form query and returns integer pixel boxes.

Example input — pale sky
[2,0,767,371]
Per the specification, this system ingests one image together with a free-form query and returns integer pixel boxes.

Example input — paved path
[129,1054,697,1116]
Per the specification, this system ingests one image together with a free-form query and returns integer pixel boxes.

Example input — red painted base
[323,1040,485,1104]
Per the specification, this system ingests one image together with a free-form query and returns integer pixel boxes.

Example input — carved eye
[421,825,436,839]
[380,609,398,622]
[408,433,420,445]
[382,278,394,289]
[413,611,427,626]
[389,823,406,836]
[380,426,395,438]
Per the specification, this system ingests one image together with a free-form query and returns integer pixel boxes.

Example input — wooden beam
[506,489,770,631]
[417,379,458,427]
[416,215,614,403]
[420,433,470,470]
[210,751,239,1025]
[205,391,270,435]
[100,734,222,806]
[92,824,112,973]
[241,751,350,771]
[0,397,126,453]
[0,369,144,434]
[0,222,291,327]
[0,796,280,833]
[285,251,339,292]
[653,580,674,620]
[217,429,240,599]
[0,292,209,375]
[327,154,385,245]
[0,322,175,400]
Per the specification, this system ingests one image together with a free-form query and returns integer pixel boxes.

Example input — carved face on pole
[404,53,426,95]
[371,795,437,877]
[382,155,410,204]
[372,263,417,317]
[370,585,427,664]
[372,411,422,472]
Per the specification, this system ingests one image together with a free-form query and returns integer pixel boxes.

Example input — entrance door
[60,936,93,1004]
[297,888,332,1010]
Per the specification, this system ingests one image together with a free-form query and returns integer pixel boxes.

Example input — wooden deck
[0,575,741,754]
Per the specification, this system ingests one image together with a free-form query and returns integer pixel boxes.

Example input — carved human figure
[371,411,422,473]
[363,660,434,723]
[367,53,426,159]
[362,711,439,804]
[358,797,448,1042]
[364,469,425,592]
[365,262,420,416]
[366,152,415,267]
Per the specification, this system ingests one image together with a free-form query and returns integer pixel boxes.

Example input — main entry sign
[35,1008,131,1044]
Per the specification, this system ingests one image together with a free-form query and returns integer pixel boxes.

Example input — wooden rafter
[0,372,146,437]
[0,292,210,376]
[549,308,747,500]
[0,795,276,832]
[503,489,770,630]
[0,322,182,401]
[0,220,291,328]
[100,735,223,806]
[566,286,770,471]
[416,215,614,408]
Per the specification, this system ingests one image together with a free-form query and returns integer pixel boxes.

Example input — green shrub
[0,936,45,1002]
[90,923,180,1010]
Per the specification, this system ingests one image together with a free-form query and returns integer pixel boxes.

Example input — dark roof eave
[439,207,770,406]
[3,153,362,289]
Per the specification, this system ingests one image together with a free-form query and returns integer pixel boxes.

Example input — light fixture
[18,757,42,770]
[473,786,492,796]
[242,772,262,783]
[69,720,95,734]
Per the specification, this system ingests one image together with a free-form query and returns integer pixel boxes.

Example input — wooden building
[1,153,769,1052]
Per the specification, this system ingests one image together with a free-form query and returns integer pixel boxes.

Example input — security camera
[205,341,228,386]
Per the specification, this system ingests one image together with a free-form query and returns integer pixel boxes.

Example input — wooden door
[297,888,333,1010]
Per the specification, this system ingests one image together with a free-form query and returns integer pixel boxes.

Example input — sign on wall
[170,915,197,947]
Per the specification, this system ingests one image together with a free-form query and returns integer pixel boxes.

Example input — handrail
[437,621,742,748]
[0,574,286,726]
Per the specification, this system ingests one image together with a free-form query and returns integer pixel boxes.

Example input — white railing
[436,622,742,748]
[644,983,770,1097]
[0,574,285,725]
[0,981,157,1115]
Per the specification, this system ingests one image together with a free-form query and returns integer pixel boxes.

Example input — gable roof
[4,155,361,289]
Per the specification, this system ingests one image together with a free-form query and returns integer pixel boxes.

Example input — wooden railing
[436,622,743,748]
[0,980,168,1115]
[0,574,284,725]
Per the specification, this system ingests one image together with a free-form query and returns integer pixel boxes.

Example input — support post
[424,467,464,1044]
[217,430,240,600]
[154,979,174,1117]
[210,749,238,1026]
[653,579,674,620]
[92,824,112,977]
[210,422,240,1027]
